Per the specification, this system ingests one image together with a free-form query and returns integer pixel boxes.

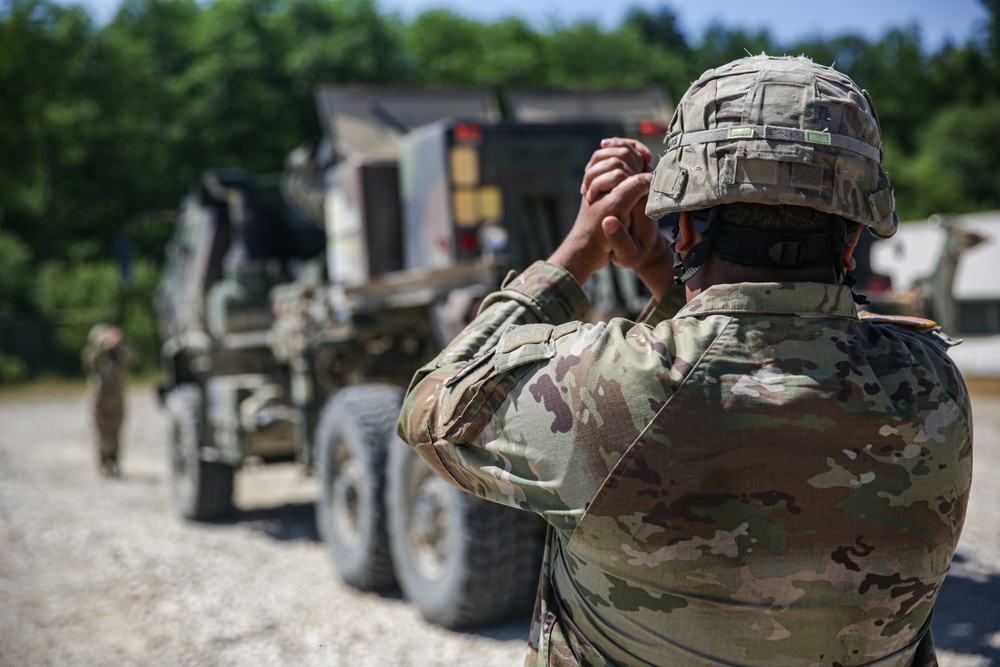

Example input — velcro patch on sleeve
[499,322,553,353]
[495,323,557,374]
[437,322,581,438]
[552,321,581,340]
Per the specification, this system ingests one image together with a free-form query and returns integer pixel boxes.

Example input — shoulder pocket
[440,322,580,442]
[495,322,578,374]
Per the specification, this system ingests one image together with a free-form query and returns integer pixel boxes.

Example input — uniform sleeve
[398,261,686,533]
[858,312,973,429]
[398,262,585,526]
[889,325,974,427]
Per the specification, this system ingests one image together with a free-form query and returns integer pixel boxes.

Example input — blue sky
[68,0,989,51]
[380,0,989,49]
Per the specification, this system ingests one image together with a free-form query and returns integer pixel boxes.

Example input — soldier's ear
[675,211,699,254]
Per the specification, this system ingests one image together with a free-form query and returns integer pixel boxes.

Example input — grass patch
[0,371,163,401]
[0,376,88,400]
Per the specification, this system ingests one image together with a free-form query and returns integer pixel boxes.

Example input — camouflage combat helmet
[646,55,898,239]
[87,323,122,349]
[88,323,113,347]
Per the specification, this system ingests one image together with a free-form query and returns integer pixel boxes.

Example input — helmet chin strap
[833,217,870,305]
[665,209,723,285]
[665,209,869,304]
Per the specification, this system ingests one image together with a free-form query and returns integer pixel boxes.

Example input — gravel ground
[0,386,997,667]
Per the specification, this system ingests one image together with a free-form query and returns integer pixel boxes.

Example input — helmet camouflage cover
[646,55,898,238]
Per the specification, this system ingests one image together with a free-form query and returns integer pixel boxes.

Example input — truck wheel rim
[406,461,452,581]
[329,438,363,545]
[171,419,195,500]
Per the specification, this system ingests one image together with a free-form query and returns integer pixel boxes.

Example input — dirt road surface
[1,386,998,667]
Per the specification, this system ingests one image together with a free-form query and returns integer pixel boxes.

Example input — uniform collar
[676,282,860,319]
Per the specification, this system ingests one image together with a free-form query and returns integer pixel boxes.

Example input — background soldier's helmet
[88,323,113,347]
[646,55,898,239]
[87,323,122,349]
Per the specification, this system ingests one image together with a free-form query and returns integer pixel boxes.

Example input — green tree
[34,260,122,372]
[894,100,1000,218]
[282,0,408,132]
[1,0,197,269]
[476,18,547,87]
[172,0,297,175]
[33,258,160,372]
[624,6,687,52]
[4,0,1000,380]
[693,23,776,76]
[0,0,101,257]
[0,232,33,316]
[542,22,657,88]
[856,27,934,154]
[983,0,1000,69]
[785,30,931,153]
[620,7,696,100]
[402,9,486,86]
[96,0,203,208]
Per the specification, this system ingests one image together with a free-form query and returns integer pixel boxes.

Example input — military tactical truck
[155,87,671,628]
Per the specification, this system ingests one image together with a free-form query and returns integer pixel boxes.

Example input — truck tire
[314,385,400,591]
[167,383,235,520]
[386,436,545,628]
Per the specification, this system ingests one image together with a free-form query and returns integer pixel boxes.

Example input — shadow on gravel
[932,553,1000,662]
[217,495,534,643]
[223,502,321,542]
[468,615,531,642]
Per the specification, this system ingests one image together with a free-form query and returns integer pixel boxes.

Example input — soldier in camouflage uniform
[398,56,972,666]
[82,323,133,477]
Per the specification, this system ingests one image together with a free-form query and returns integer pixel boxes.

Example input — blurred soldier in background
[82,323,133,477]
[399,55,973,666]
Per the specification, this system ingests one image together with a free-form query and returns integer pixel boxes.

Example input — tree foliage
[0,232,33,316]
[1,0,998,376]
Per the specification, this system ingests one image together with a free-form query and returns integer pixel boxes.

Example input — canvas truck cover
[314,87,501,161]
[504,87,672,125]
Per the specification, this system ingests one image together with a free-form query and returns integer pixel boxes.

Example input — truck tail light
[453,124,483,142]
[458,231,478,253]
[638,119,669,137]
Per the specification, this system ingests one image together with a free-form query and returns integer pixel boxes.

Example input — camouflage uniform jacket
[398,261,973,667]
[82,342,132,416]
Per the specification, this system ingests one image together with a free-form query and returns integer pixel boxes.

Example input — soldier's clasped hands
[549,137,674,299]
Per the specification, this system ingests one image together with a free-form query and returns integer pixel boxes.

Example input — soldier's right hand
[579,137,662,269]
[574,137,675,300]
[581,138,654,204]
